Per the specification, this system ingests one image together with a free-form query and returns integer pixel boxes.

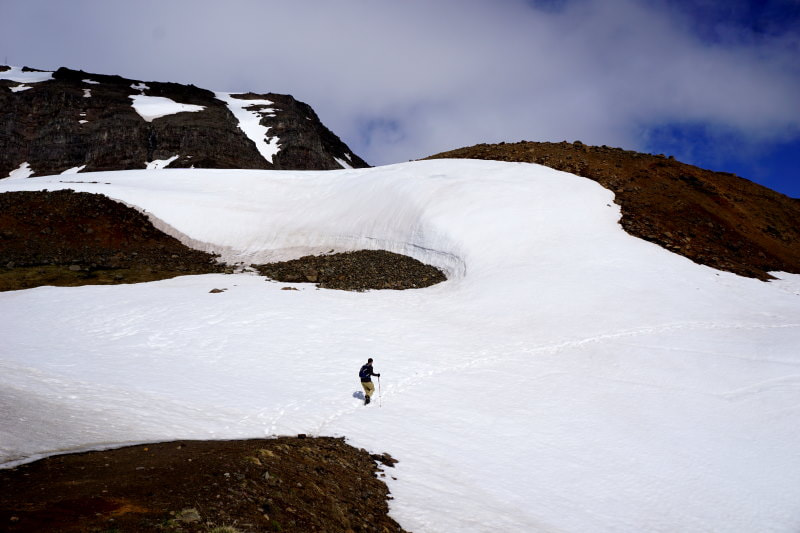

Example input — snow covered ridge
[1,66,53,93]
[2,161,799,532]
[0,162,468,274]
[0,65,53,84]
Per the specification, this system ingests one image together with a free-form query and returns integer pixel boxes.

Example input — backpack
[359,364,371,380]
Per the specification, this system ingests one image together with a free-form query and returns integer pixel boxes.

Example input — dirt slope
[0,189,226,291]
[0,437,406,533]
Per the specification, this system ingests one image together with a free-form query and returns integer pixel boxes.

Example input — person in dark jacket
[359,358,380,405]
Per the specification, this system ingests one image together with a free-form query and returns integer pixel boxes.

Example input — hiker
[359,358,380,405]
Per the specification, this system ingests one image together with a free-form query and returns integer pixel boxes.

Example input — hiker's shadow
[352,391,365,400]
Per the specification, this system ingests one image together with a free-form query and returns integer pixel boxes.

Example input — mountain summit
[0,65,368,177]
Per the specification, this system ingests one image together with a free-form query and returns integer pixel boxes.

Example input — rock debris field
[254,250,446,291]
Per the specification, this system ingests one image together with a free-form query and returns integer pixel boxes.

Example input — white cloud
[1,0,798,165]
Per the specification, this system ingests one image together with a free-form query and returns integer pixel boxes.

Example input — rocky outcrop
[427,141,800,280]
[254,250,447,291]
[0,66,368,178]
[0,189,226,291]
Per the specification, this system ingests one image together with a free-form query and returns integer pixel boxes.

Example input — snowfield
[1,160,799,532]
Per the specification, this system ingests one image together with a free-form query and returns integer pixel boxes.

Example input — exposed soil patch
[0,189,227,291]
[0,436,406,533]
[426,141,800,280]
[254,250,447,291]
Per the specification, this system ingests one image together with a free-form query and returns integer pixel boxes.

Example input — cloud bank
[1,0,798,186]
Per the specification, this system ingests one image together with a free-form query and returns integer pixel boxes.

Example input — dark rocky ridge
[0,66,368,177]
[0,189,226,291]
[427,141,800,280]
[255,250,447,291]
[0,436,407,533]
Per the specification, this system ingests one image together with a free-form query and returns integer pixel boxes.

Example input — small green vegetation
[208,526,242,533]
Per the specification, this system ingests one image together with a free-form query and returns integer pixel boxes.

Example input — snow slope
[1,160,799,532]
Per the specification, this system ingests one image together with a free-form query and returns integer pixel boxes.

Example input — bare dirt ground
[0,189,227,291]
[0,437,406,533]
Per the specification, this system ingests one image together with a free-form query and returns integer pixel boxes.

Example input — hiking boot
[365,395,371,405]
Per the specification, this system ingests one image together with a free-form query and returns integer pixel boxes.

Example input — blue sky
[1,0,798,197]
[643,0,800,197]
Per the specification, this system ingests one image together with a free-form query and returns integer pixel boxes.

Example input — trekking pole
[378,376,382,407]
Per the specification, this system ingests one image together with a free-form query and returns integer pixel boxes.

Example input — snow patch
[130,82,149,92]
[334,156,354,169]
[83,88,91,98]
[0,66,53,83]
[82,79,100,85]
[78,120,88,125]
[6,162,33,179]
[129,95,205,122]
[9,85,32,93]
[146,155,179,170]
[215,92,281,163]
[61,165,86,175]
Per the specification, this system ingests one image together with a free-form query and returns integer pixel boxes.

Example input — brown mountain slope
[427,141,800,280]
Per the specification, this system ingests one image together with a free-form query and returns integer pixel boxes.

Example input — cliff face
[0,66,368,177]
